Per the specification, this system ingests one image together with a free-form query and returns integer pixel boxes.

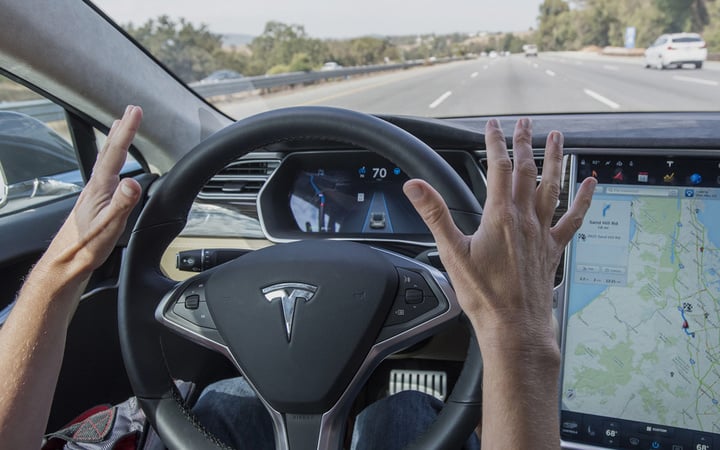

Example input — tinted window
[672,36,702,43]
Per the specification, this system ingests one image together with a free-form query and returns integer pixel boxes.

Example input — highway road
[217,52,720,119]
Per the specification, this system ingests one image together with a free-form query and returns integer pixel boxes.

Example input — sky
[92,0,543,38]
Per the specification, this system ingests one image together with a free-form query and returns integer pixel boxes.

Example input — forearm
[478,337,561,450]
[0,260,89,448]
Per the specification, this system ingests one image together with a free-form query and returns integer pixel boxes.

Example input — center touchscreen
[562,156,720,450]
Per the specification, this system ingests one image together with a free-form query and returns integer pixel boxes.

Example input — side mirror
[0,160,7,209]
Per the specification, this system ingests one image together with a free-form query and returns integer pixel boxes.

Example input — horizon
[93,0,542,39]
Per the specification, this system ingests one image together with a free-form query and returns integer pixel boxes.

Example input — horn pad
[204,240,398,413]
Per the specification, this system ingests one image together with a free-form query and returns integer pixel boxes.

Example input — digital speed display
[288,160,428,235]
[257,151,433,242]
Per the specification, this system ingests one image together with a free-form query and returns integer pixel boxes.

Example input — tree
[249,22,328,74]
[654,0,709,32]
[126,16,245,82]
[701,0,720,50]
[537,0,579,50]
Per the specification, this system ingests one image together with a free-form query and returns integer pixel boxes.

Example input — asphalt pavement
[217,52,720,119]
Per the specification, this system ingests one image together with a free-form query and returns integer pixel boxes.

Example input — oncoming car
[644,32,707,69]
[2,1,720,450]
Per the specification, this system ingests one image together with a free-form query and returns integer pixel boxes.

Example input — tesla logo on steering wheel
[261,283,318,341]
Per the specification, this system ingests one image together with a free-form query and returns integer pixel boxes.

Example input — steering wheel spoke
[156,271,228,356]
[374,250,461,345]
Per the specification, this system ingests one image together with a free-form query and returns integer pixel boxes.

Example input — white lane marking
[471,72,479,78]
[575,61,583,65]
[533,63,539,69]
[429,90,452,109]
[673,75,719,86]
[545,69,556,77]
[603,65,619,71]
[583,89,620,109]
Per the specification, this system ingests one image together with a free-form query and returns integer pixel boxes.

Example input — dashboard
[176,113,720,450]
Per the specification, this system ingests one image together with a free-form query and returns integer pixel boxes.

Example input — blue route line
[677,306,696,338]
[602,204,611,217]
[309,175,325,205]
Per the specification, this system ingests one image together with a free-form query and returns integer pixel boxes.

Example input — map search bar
[605,187,679,197]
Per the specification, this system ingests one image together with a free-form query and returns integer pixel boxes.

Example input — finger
[102,178,142,236]
[404,179,466,253]
[536,131,564,227]
[94,120,122,169]
[484,119,512,208]
[551,177,596,246]
[107,119,122,141]
[511,118,537,209]
[94,106,142,178]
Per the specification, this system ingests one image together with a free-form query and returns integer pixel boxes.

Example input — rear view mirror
[0,160,7,209]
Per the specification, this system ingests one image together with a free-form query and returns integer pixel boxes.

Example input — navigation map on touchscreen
[563,180,720,436]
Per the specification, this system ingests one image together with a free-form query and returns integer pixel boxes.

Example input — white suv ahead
[644,32,707,69]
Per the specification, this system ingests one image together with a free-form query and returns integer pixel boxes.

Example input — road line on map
[429,91,452,109]
[546,69,556,77]
[583,89,620,109]
[673,75,719,86]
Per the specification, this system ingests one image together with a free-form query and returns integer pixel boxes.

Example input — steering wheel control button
[398,268,434,297]
[404,288,423,304]
[185,294,200,309]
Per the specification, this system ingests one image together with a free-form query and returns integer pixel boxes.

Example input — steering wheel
[119,106,484,450]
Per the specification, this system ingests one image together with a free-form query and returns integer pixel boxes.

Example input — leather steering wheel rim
[119,106,484,450]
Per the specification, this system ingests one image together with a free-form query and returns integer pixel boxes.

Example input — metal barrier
[187,61,426,97]
[1,57,458,120]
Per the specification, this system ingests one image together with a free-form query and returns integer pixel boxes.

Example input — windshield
[93,0,720,119]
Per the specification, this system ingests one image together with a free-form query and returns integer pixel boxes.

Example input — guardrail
[189,61,428,97]
[1,58,451,121]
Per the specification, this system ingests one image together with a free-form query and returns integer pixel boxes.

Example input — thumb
[403,179,465,252]
[107,178,141,226]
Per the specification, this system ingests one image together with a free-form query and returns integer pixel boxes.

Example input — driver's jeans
[191,377,481,450]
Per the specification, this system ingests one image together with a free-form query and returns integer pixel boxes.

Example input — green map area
[564,195,720,433]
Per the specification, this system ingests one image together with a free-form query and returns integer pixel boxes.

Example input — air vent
[198,159,280,204]
[478,155,545,183]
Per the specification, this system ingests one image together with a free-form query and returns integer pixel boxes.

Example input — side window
[0,75,83,216]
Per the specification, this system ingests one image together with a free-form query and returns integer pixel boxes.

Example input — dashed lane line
[583,89,620,109]
[545,69,556,77]
[471,72,479,78]
[429,90,452,109]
